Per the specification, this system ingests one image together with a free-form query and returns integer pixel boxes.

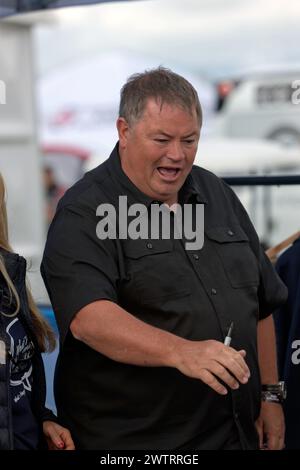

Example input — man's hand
[71,301,250,393]
[43,421,75,450]
[172,339,250,395]
[255,402,285,450]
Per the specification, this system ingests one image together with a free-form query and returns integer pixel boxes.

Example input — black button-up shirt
[41,143,287,450]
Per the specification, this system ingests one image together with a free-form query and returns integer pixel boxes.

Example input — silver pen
[224,322,234,346]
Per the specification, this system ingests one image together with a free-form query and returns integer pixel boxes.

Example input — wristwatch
[261,381,287,404]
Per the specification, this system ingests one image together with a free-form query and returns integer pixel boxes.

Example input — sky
[33,0,300,80]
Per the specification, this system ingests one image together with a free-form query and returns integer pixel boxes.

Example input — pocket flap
[205,225,249,243]
[123,239,173,259]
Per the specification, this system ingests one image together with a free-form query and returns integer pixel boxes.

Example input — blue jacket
[274,237,300,449]
[0,249,55,450]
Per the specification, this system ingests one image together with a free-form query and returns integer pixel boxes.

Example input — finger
[237,349,246,358]
[45,437,57,451]
[266,433,281,451]
[60,431,75,450]
[231,349,249,378]
[216,351,250,384]
[222,345,249,372]
[209,362,240,390]
[64,442,75,450]
[255,420,263,449]
[200,369,228,395]
[46,428,65,449]
[230,349,250,377]
[278,437,285,450]
[233,349,250,377]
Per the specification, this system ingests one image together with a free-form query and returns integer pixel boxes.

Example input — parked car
[213,65,300,147]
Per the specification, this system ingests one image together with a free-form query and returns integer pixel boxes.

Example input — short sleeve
[223,182,288,319]
[41,205,119,343]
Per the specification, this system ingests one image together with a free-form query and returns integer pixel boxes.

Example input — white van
[214,65,300,147]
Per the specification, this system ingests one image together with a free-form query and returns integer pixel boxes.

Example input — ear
[116,117,130,149]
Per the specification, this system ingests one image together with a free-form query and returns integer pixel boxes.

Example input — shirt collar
[179,168,208,205]
[108,143,153,207]
[107,143,208,207]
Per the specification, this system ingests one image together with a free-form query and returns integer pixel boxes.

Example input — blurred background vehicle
[42,144,90,223]
[214,65,300,147]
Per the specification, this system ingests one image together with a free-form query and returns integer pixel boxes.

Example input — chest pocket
[122,239,191,304]
[205,225,260,288]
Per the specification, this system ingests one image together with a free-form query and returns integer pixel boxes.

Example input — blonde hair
[0,173,55,352]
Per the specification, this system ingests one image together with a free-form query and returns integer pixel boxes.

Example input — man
[41,67,287,450]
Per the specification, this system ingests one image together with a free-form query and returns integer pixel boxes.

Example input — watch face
[279,381,287,399]
[262,382,287,400]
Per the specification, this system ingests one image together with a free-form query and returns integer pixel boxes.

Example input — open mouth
[157,167,181,180]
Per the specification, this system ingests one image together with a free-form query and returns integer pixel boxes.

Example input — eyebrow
[154,131,198,138]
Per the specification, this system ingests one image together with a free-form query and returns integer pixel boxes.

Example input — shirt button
[146,243,153,249]
[211,288,217,295]
[193,254,199,260]
[227,230,234,236]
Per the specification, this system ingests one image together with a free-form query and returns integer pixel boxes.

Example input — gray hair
[119,66,202,127]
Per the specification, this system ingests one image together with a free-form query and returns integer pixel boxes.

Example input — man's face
[117,98,200,206]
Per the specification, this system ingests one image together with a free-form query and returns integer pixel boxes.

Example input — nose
[165,140,185,162]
